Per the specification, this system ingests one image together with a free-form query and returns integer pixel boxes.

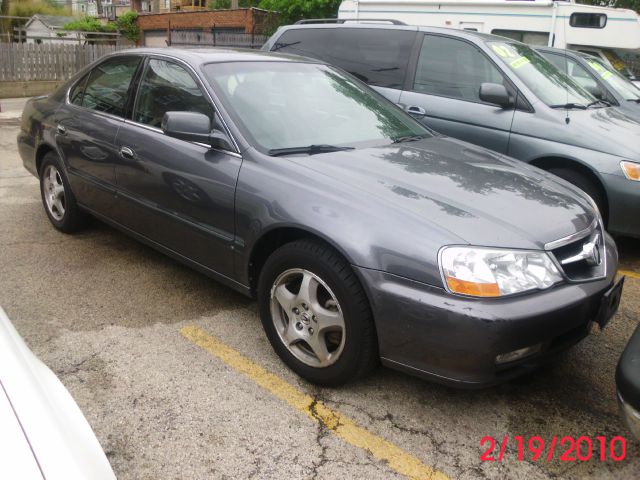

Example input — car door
[55,55,142,213]
[112,57,241,278]
[399,34,517,153]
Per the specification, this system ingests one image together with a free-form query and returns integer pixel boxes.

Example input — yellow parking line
[619,269,640,280]
[181,325,449,480]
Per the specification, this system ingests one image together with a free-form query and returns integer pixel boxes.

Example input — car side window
[414,35,506,103]
[69,74,88,106]
[81,56,140,117]
[544,54,600,93]
[331,29,415,88]
[133,59,215,129]
[271,28,414,89]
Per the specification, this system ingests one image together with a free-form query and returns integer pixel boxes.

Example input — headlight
[620,161,640,181]
[439,246,563,297]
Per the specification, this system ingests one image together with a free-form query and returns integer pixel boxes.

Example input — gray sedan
[18,48,623,387]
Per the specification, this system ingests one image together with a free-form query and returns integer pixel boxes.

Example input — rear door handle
[56,124,66,135]
[119,146,135,159]
[406,105,427,116]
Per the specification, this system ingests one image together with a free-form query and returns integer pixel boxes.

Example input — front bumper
[602,172,640,238]
[355,235,619,388]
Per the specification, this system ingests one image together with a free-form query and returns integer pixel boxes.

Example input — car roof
[276,22,508,43]
[114,47,314,66]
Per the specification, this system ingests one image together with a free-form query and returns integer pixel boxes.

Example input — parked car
[264,23,640,238]
[536,46,640,120]
[19,48,623,387]
[617,322,640,440]
[0,307,116,479]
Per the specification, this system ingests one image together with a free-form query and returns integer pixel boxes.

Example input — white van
[338,0,640,84]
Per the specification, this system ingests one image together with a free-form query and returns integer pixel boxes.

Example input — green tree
[115,10,139,42]
[63,16,117,33]
[576,0,640,11]
[257,0,341,26]
[209,0,260,9]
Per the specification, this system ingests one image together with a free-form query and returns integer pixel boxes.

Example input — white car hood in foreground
[0,308,116,480]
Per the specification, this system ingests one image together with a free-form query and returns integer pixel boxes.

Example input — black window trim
[407,32,531,112]
[65,53,144,123]
[125,53,241,156]
[570,12,607,29]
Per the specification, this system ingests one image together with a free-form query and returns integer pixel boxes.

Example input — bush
[115,11,139,42]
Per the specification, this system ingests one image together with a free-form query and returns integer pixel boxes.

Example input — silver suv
[264,23,640,237]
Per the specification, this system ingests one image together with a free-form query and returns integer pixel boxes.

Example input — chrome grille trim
[546,219,607,282]
[544,219,598,251]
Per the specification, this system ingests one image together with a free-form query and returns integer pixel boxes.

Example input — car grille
[547,220,606,282]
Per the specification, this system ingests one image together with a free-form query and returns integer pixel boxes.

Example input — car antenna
[564,51,570,125]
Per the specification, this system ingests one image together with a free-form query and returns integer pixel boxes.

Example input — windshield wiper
[586,99,611,108]
[267,144,355,156]
[549,103,588,110]
[392,134,428,144]
[627,98,640,103]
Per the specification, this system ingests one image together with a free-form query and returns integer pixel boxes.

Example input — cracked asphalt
[2,117,640,479]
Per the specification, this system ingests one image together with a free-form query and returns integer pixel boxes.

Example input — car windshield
[203,61,431,153]
[487,41,596,108]
[582,56,640,102]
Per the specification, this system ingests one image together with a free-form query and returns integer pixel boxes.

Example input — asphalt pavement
[1,98,640,479]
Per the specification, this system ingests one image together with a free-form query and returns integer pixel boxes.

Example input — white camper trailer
[338,0,640,82]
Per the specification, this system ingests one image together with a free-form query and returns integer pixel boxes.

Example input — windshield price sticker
[510,57,531,69]
[587,61,614,80]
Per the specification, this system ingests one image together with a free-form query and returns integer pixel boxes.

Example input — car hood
[294,137,595,250]
[558,106,640,160]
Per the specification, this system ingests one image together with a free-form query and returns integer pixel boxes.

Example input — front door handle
[406,105,427,117]
[56,124,66,135]
[119,146,135,159]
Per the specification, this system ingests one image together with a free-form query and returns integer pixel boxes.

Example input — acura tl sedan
[18,49,624,387]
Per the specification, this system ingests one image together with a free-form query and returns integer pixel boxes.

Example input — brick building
[137,7,277,46]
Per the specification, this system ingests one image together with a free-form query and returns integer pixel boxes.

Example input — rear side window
[133,59,214,128]
[413,35,505,103]
[271,28,415,89]
[80,56,140,117]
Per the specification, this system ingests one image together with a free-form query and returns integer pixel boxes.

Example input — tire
[39,152,87,233]
[258,239,378,386]
[548,167,607,224]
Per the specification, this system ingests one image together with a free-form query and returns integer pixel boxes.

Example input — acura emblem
[560,233,602,267]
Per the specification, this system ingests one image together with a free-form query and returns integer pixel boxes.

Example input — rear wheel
[258,239,378,386]
[548,167,607,224]
[39,152,87,233]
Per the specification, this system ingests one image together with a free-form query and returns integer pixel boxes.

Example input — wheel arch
[246,225,358,297]
[529,155,609,220]
[35,143,56,175]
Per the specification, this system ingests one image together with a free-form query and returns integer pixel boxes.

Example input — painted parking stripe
[181,325,449,480]
[619,270,640,280]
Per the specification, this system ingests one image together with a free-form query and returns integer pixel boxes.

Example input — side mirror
[479,83,513,109]
[162,111,233,151]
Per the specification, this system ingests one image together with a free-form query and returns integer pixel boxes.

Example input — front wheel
[258,240,378,386]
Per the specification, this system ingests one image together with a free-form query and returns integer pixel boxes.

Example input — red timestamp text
[480,435,627,462]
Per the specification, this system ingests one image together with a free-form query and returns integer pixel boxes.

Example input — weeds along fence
[0,43,122,82]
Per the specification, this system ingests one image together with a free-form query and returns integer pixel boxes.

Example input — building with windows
[22,14,82,43]
[137,7,276,47]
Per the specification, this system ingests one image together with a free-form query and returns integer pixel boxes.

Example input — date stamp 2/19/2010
[480,436,628,462]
